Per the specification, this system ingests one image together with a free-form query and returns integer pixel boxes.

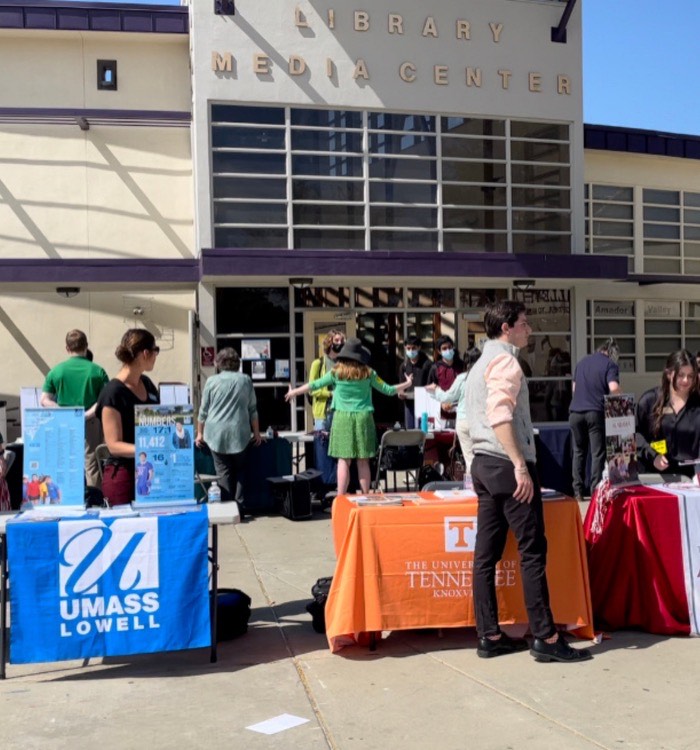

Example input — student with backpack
[286,338,413,495]
[308,330,346,430]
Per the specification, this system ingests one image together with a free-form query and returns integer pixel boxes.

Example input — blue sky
[100,0,699,136]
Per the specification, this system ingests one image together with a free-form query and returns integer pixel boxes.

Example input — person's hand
[195,433,205,448]
[653,453,669,471]
[424,383,437,393]
[513,465,534,503]
[443,401,454,411]
[398,392,406,400]
[284,385,296,403]
[252,433,263,446]
[404,373,413,385]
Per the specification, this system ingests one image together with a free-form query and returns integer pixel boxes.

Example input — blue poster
[134,405,195,505]
[7,508,211,664]
[22,407,85,507]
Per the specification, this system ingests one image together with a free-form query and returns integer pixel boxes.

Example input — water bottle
[420,412,428,432]
[207,481,221,503]
[463,474,474,492]
[265,426,274,439]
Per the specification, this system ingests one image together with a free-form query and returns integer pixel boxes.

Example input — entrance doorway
[302,311,356,430]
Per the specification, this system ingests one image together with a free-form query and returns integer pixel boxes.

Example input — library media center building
[1,0,700,436]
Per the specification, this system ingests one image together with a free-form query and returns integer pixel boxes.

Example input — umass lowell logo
[58,518,161,637]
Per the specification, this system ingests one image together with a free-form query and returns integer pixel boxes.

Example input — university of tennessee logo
[58,518,159,598]
[444,517,477,553]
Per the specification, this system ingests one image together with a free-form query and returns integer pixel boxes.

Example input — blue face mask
[406,350,419,360]
[441,349,455,361]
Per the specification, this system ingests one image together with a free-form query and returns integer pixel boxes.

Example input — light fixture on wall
[289,277,313,289]
[56,287,80,298]
[512,279,535,292]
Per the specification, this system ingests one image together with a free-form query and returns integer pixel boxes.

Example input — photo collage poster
[604,394,639,486]
[22,408,85,506]
[134,404,195,505]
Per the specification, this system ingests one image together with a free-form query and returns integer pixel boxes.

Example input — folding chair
[372,429,426,492]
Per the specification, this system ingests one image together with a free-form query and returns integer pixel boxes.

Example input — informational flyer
[604,394,639,486]
[22,407,85,506]
[134,405,196,506]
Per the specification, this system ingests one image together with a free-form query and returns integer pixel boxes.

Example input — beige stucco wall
[0,30,194,261]
[0,289,195,440]
[585,149,700,192]
[0,31,190,111]
[0,124,193,260]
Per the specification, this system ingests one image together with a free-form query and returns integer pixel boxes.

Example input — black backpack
[418,463,444,489]
[305,576,333,634]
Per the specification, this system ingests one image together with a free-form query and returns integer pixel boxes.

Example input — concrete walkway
[1,507,697,750]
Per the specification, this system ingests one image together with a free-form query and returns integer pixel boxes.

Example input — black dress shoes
[530,633,593,663]
[477,632,529,658]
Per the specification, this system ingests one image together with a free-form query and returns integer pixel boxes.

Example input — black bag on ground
[418,463,444,489]
[216,588,251,641]
[305,576,333,634]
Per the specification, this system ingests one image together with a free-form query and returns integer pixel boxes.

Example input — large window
[586,184,700,275]
[211,105,572,253]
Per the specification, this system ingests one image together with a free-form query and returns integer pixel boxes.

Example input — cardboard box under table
[326,492,594,652]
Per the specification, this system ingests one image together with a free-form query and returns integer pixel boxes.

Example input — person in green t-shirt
[41,329,110,488]
[286,338,413,495]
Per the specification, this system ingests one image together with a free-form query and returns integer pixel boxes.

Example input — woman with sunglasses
[96,328,160,504]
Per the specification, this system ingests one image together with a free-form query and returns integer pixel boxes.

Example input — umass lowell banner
[8,510,211,664]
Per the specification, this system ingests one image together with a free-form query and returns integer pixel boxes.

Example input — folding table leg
[209,525,219,664]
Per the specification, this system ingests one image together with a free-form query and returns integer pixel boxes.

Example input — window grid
[586,184,700,276]
[211,104,571,253]
[586,300,637,374]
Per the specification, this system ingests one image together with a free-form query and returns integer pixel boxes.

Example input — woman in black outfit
[96,329,160,504]
[636,349,700,478]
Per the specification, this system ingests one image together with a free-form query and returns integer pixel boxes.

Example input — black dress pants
[569,410,606,498]
[211,448,246,503]
[471,453,556,640]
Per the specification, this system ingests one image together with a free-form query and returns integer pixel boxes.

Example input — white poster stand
[413,387,444,430]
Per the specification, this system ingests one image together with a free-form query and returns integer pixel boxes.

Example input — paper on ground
[246,713,310,735]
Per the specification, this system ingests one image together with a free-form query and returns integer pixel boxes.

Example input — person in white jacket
[425,347,482,471]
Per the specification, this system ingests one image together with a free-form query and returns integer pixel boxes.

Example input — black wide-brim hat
[338,337,371,365]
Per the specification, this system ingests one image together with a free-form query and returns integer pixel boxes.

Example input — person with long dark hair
[96,328,160,504]
[636,349,700,477]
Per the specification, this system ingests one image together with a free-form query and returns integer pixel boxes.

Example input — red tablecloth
[583,485,690,635]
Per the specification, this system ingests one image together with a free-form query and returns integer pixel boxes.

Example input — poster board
[604,394,639,486]
[413,387,444,431]
[133,405,196,506]
[20,387,42,431]
[159,382,191,406]
[22,407,86,506]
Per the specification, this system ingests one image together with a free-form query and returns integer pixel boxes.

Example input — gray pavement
[1,505,698,750]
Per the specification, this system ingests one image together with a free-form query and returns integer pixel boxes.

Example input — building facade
[0,0,699,436]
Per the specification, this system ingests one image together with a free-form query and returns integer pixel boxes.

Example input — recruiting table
[0,502,239,679]
[326,492,594,652]
[583,484,698,635]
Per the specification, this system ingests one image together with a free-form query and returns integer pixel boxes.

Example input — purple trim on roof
[0,1,188,34]
[201,248,629,281]
[584,124,700,161]
[0,258,199,284]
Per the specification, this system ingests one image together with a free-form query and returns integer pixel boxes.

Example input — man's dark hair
[435,335,454,352]
[405,335,422,347]
[483,301,527,339]
[66,329,88,353]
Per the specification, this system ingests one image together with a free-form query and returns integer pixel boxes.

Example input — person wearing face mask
[398,335,432,428]
[428,335,464,427]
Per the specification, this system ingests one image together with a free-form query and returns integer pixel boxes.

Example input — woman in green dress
[286,338,413,495]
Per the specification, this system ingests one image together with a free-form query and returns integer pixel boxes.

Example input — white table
[0,502,239,678]
[278,430,315,470]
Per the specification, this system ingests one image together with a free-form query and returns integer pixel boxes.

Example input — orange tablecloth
[326,493,594,651]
